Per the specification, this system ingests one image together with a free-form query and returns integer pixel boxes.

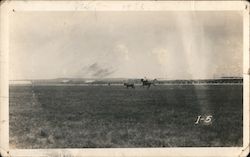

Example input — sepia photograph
[0,1,249,157]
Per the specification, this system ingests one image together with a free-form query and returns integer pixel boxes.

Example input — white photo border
[0,1,249,157]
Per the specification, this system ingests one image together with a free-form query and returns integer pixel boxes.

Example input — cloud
[152,48,168,66]
[114,44,130,61]
[81,63,116,78]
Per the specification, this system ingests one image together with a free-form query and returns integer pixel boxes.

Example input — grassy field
[9,85,243,148]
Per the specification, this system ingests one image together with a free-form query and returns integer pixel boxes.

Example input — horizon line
[9,76,243,81]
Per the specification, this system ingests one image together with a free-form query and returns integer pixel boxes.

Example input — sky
[9,11,243,80]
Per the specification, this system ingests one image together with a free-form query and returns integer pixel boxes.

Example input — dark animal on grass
[40,128,49,137]
[124,83,135,89]
[141,78,157,89]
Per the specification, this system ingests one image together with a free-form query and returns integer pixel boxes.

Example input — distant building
[61,80,70,83]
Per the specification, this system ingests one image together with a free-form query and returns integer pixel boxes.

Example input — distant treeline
[29,78,243,85]
[156,78,243,84]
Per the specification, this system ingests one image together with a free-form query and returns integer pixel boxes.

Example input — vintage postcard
[0,1,249,157]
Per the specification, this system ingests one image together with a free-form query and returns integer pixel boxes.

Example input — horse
[140,78,157,89]
[124,83,135,89]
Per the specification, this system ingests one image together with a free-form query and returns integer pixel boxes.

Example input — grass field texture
[9,85,243,148]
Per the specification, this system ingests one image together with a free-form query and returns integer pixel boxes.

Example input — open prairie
[9,85,243,148]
